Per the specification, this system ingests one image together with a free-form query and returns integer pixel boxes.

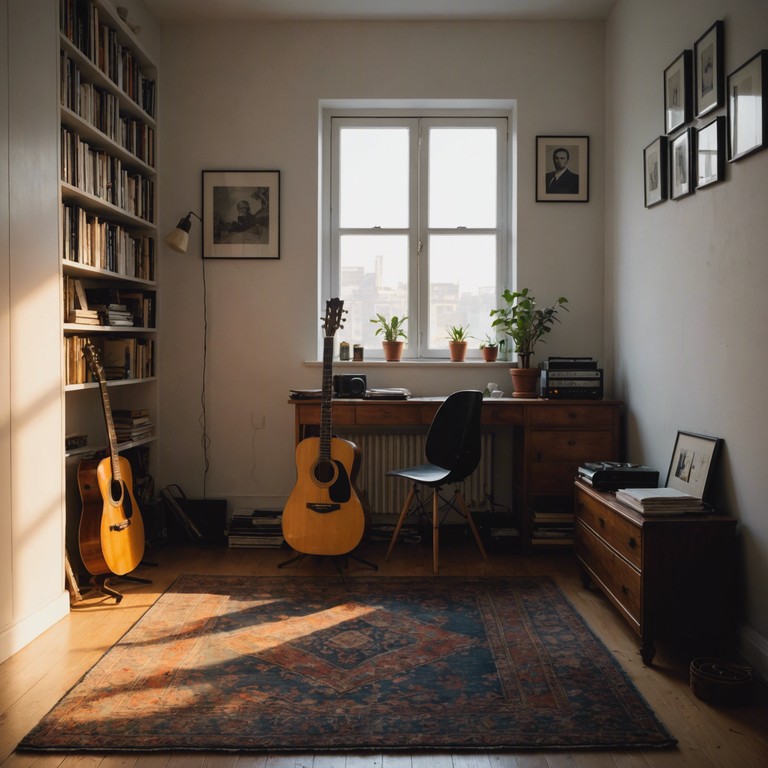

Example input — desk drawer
[576,489,642,568]
[355,404,428,425]
[482,404,524,426]
[296,404,357,426]
[529,405,617,428]
[530,463,582,494]
[576,520,641,629]
[530,429,615,462]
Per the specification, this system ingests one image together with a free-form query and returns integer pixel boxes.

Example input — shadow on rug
[19,575,676,752]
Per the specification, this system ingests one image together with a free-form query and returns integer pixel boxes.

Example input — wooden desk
[290,397,622,551]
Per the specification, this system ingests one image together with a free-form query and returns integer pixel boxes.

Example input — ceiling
[141,0,616,23]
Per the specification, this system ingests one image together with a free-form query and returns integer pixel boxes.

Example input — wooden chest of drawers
[574,480,737,664]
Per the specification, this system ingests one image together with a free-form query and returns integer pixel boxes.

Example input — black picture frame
[666,430,723,501]
[694,20,724,118]
[202,169,281,259]
[727,50,768,162]
[696,116,726,189]
[535,135,589,202]
[670,128,694,200]
[664,50,693,134]
[643,136,668,207]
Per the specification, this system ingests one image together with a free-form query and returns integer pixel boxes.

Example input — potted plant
[479,334,504,363]
[370,313,408,361]
[445,325,470,362]
[490,288,568,397]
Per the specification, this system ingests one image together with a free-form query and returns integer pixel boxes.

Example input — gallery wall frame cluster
[644,20,768,208]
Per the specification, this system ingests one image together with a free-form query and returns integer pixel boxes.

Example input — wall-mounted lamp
[163,211,201,253]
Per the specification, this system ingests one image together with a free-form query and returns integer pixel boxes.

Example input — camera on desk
[333,373,367,398]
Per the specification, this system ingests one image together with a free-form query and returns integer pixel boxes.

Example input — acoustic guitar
[282,299,366,556]
[78,341,145,577]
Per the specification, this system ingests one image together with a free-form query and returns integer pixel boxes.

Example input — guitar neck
[319,335,334,461]
[96,377,123,483]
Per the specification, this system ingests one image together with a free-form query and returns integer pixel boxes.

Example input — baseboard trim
[0,589,70,664]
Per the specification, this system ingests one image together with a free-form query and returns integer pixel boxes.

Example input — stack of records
[226,510,284,548]
[615,487,704,515]
[112,409,153,443]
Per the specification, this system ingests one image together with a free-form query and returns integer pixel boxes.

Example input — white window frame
[320,102,514,360]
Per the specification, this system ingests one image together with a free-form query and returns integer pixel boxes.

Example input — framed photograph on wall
[202,170,280,259]
[727,50,768,162]
[643,136,668,207]
[694,20,724,118]
[670,128,694,200]
[664,50,693,134]
[666,430,723,501]
[535,135,589,202]
[696,116,725,188]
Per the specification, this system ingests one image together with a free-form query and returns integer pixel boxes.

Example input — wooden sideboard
[574,479,737,664]
[290,397,622,551]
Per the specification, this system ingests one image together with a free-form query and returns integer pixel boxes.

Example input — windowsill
[304,359,514,368]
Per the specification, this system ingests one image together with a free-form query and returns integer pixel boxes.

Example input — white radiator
[336,431,493,519]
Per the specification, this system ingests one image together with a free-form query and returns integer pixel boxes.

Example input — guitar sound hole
[313,459,338,486]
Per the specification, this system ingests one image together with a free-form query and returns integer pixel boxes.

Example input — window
[323,108,510,359]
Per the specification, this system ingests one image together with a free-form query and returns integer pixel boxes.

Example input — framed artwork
[643,136,668,207]
[694,20,724,118]
[664,50,693,134]
[670,128,694,200]
[666,430,723,501]
[727,50,768,162]
[535,135,589,202]
[202,170,280,259]
[696,116,726,188]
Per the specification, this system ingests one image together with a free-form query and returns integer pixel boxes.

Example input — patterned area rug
[19,575,676,752]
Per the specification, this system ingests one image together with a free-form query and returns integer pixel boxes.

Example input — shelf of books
[60,1,159,490]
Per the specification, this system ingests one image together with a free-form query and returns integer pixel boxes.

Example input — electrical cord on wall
[200,257,211,497]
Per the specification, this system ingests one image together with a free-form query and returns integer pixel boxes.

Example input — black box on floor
[161,484,227,547]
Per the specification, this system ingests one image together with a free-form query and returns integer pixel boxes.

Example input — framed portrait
[535,135,589,202]
[694,20,724,118]
[727,50,768,162]
[670,128,694,200]
[202,170,280,259]
[696,116,725,189]
[666,430,723,501]
[643,136,668,207]
[664,50,693,134]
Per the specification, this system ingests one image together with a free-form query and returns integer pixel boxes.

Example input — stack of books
[112,409,153,443]
[531,508,575,546]
[615,487,704,515]
[226,510,284,548]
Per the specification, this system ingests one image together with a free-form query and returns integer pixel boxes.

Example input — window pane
[429,128,497,228]
[339,128,409,228]
[339,234,409,349]
[428,234,496,349]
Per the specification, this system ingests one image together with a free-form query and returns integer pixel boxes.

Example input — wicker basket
[690,657,753,706]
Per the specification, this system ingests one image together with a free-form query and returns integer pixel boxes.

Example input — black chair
[384,390,488,573]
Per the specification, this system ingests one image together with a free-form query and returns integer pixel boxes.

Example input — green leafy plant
[445,324,470,342]
[478,333,505,350]
[490,288,568,368]
[370,313,408,342]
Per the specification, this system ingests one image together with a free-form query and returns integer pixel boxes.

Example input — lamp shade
[163,212,199,254]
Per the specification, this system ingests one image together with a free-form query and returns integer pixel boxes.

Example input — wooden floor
[1,537,766,768]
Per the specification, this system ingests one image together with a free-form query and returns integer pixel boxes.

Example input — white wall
[158,19,606,508]
[606,0,768,675]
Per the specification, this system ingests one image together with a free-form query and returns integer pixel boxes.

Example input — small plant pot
[448,340,468,362]
[509,367,539,398]
[481,346,499,362]
[382,340,404,362]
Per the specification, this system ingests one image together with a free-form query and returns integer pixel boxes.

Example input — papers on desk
[615,487,704,515]
[364,388,411,400]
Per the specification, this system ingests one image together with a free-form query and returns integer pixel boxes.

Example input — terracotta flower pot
[481,346,499,362]
[448,340,468,362]
[382,340,404,362]
[509,367,539,398]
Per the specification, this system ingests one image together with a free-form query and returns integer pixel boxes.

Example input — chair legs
[385,483,488,574]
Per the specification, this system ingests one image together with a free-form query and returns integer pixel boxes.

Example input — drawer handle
[598,517,606,528]
[622,585,629,595]
[628,537,637,548]
[568,439,577,446]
